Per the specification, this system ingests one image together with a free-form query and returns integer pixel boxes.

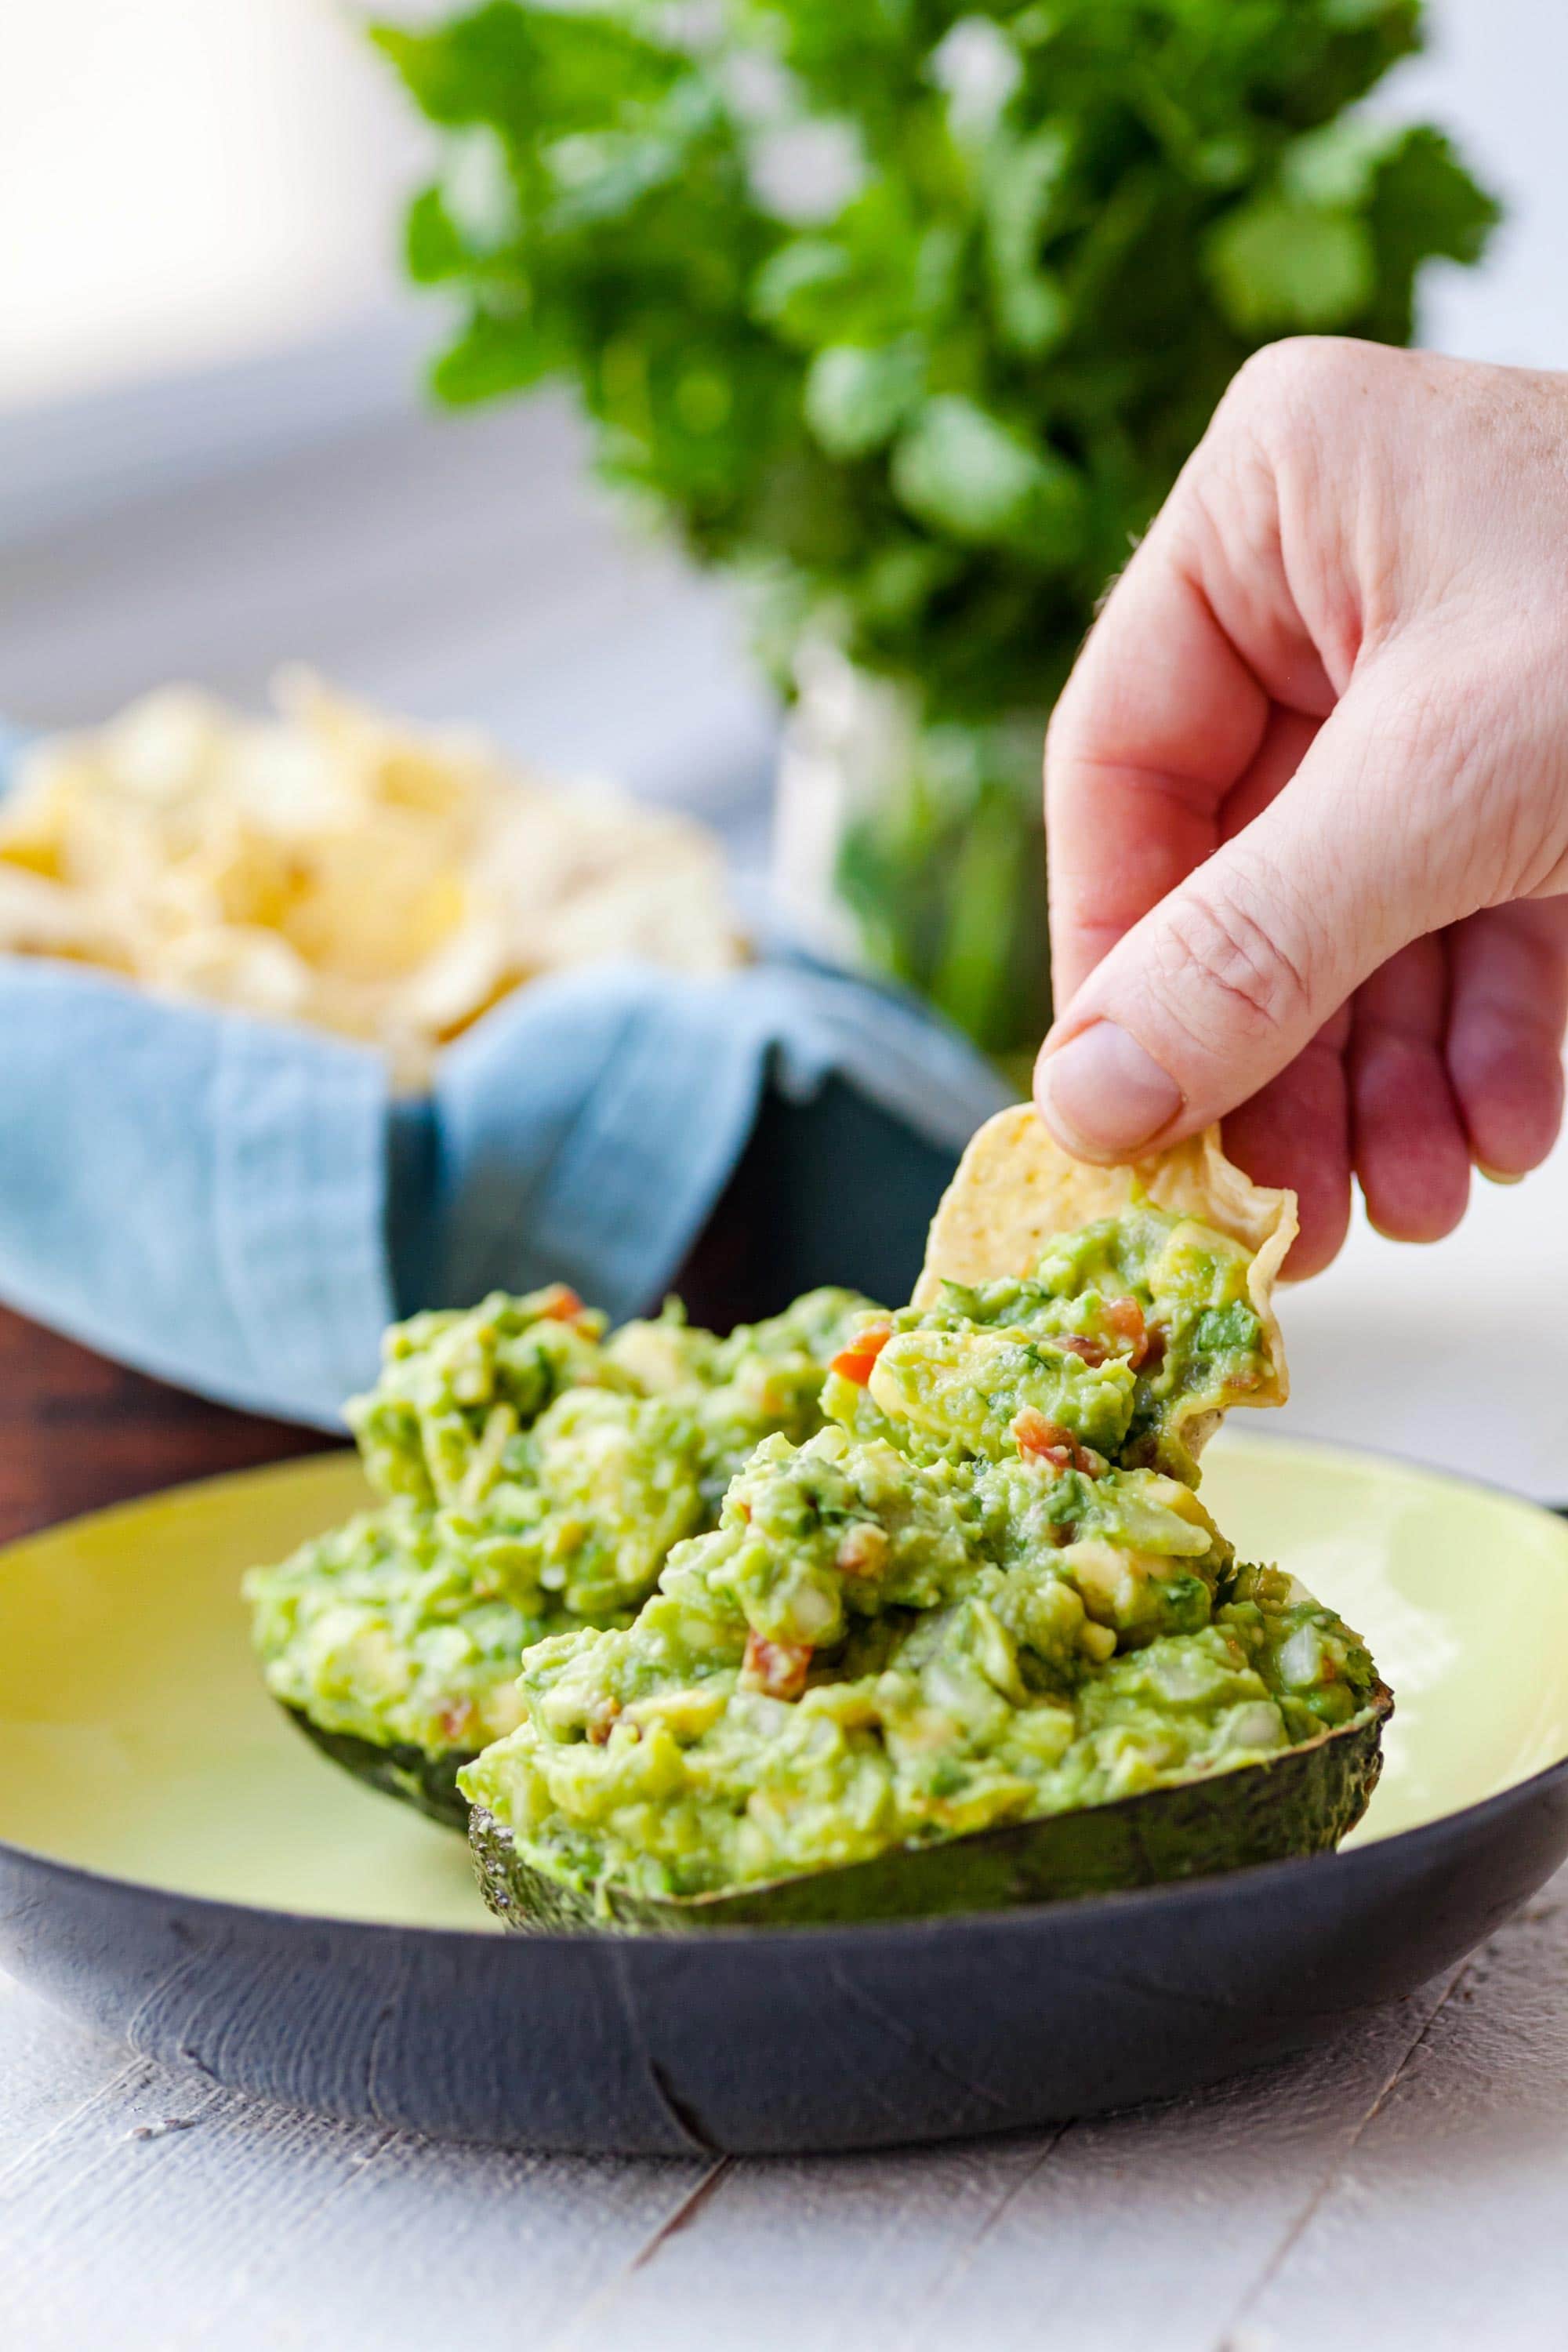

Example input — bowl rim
[5,1742,1567,1958]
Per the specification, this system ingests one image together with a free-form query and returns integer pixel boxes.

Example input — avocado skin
[279,1702,474,1832]
[468,1687,1391,1932]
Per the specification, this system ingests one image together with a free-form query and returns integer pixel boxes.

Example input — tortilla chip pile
[0,672,742,1088]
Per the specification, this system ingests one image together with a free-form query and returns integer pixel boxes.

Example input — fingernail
[1477,1162,1526,1187]
[1036,1022,1184,1157]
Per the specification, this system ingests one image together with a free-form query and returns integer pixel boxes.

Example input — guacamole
[245,1283,877,1760]
[459,1209,1380,1907]
[833,1204,1279,1481]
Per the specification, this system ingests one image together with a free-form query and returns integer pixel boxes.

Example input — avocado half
[467,1686,1392,1933]
[279,1703,474,1833]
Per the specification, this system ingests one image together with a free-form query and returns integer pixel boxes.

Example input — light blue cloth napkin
[0,946,1009,1431]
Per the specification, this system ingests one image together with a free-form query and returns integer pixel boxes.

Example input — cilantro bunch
[378,0,1495,1054]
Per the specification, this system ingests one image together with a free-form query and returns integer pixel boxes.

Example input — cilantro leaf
[376,0,1497,1056]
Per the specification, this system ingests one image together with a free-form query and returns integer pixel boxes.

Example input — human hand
[1033,338,1568,1276]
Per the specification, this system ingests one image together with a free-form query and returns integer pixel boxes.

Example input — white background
[0,0,420,410]
[1,1,1563,408]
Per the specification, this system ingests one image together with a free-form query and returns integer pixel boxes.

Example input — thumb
[1034,687,1472,1159]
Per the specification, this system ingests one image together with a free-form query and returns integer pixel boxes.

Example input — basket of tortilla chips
[0,679,1007,1427]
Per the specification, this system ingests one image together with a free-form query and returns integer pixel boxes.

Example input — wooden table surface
[0,1304,329,1548]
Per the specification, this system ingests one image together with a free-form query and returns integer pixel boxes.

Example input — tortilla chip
[914,1105,1298,1452]
[0,673,744,1080]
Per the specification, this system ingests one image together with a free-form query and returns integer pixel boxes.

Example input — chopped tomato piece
[439,1701,477,1745]
[1104,1294,1150,1367]
[586,1698,621,1746]
[1013,1408,1099,1476]
[829,1321,895,1385]
[741,1631,812,1701]
[1055,1333,1108,1366]
[537,1283,585,1323]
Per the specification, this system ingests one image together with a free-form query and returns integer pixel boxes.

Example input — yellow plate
[0,1435,1565,1931]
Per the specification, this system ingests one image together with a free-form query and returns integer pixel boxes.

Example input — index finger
[1045,543,1268,1006]
[1044,400,1339,1007]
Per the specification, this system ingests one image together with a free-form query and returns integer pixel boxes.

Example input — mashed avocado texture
[459,1208,1379,1905]
[245,1283,876,1759]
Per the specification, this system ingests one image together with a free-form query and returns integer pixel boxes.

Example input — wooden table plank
[547,2132,1062,2352]
[0,1974,151,2173]
[541,1974,1465,2352]
[170,2139,713,2352]
[1232,1878,1568,2352]
[0,1972,709,2352]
